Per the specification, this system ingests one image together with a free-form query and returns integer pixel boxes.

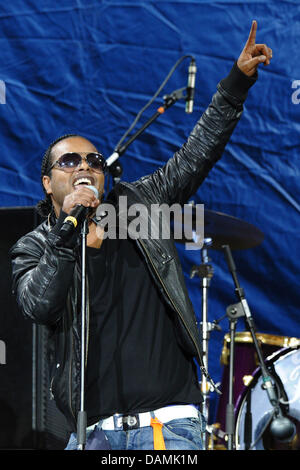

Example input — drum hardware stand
[222,244,296,450]
[206,423,227,450]
[190,238,221,450]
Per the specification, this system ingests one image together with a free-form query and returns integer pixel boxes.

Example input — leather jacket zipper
[67,288,76,422]
[137,238,216,388]
[49,376,55,400]
[68,272,90,425]
[68,323,76,420]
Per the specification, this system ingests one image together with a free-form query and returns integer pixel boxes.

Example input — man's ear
[42,175,52,195]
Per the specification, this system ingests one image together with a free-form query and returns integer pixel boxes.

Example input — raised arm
[137,21,272,206]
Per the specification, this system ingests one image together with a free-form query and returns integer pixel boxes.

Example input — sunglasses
[49,152,107,173]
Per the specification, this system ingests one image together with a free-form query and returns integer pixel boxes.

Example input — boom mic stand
[105,87,188,186]
[222,244,296,450]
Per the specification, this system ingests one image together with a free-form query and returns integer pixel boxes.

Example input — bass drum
[235,347,300,450]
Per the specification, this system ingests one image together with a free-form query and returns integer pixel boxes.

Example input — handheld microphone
[185,58,197,113]
[59,185,99,241]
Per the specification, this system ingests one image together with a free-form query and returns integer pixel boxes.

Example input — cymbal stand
[190,238,215,450]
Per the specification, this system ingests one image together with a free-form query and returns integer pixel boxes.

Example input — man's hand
[62,185,100,215]
[237,20,272,77]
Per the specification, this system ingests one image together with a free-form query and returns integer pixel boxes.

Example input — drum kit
[176,204,300,451]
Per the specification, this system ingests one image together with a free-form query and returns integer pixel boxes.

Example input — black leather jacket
[10,63,256,431]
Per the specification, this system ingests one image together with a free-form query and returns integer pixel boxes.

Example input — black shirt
[85,236,201,424]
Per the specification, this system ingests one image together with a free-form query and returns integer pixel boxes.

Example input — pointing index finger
[245,20,257,49]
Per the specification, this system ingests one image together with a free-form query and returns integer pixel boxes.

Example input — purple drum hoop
[235,346,300,450]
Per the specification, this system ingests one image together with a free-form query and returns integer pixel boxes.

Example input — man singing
[10,21,272,450]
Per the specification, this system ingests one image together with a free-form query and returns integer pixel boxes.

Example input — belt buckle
[123,414,140,431]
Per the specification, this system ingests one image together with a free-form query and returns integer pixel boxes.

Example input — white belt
[99,405,199,431]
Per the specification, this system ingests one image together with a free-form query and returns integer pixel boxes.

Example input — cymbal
[173,207,264,250]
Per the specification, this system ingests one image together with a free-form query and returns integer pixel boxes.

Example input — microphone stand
[222,244,293,450]
[224,288,244,450]
[76,218,89,450]
[106,87,188,187]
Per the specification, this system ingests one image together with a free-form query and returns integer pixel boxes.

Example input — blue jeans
[65,414,206,450]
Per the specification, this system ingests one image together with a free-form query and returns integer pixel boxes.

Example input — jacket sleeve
[10,216,77,326]
[135,62,257,205]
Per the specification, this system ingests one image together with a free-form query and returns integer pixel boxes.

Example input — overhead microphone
[59,185,99,241]
[185,58,197,114]
[270,408,296,443]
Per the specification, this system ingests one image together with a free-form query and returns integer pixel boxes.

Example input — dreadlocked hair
[36,134,80,217]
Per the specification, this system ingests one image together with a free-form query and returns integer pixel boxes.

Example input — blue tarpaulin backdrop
[0,1,299,424]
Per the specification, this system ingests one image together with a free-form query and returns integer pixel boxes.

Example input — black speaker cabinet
[0,207,71,449]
